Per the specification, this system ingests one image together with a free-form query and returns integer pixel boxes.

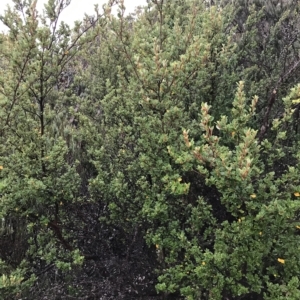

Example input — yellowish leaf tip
[250,194,256,198]
[277,258,285,264]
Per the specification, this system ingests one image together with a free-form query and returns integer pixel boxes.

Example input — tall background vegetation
[1,0,300,299]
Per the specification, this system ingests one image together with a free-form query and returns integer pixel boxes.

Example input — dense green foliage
[1,0,300,299]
